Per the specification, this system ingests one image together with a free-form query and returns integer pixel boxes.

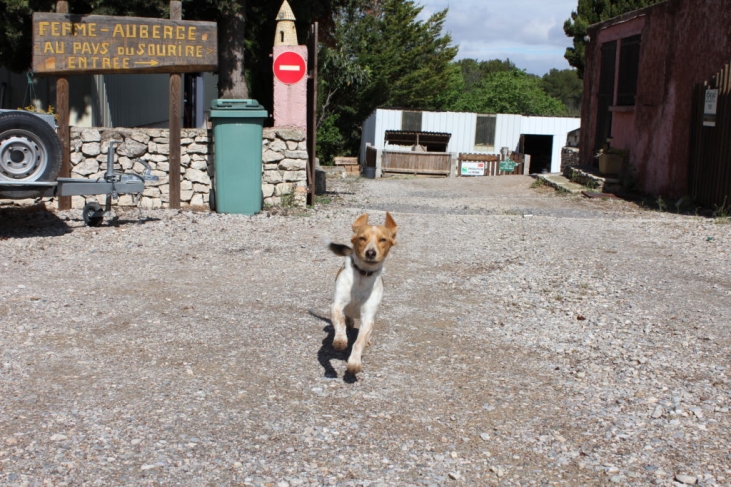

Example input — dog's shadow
[309,310,360,383]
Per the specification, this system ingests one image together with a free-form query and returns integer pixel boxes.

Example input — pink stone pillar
[273,45,308,131]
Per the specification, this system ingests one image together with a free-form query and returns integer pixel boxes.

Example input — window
[401,111,422,131]
[474,115,496,149]
[617,35,641,106]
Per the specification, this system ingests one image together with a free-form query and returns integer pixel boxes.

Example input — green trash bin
[209,99,268,214]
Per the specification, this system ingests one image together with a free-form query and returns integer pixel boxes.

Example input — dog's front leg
[346,316,374,375]
[331,304,349,351]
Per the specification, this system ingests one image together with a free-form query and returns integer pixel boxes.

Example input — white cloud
[418,0,577,75]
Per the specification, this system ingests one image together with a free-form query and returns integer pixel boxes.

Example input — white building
[361,108,580,174]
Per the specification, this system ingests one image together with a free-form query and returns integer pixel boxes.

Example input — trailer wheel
[0,111,62,199]
[82,201,104,227]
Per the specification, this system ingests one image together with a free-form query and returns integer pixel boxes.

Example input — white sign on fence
[704,89,719,127]
[461,162,485,176]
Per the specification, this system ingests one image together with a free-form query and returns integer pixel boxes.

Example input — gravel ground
[1,175,730,486]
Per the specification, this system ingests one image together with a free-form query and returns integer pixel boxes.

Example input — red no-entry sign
[273,51,307,85]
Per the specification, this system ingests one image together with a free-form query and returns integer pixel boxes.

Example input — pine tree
[564,0,662,78]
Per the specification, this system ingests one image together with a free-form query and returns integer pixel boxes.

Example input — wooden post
[307,22,318,206]
[56,1,70,210]
[168,1,182,209]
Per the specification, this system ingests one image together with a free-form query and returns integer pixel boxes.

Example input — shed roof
[384,131,452,145]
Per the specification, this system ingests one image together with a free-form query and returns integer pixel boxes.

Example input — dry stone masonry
[67,126,308,210]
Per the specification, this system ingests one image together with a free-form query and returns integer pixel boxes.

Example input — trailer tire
[0,111,63,199]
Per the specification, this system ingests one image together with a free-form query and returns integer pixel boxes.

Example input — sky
[417,0,578,76]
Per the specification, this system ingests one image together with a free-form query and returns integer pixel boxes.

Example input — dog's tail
[328,242,353,257]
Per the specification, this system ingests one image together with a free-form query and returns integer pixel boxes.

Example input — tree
[542,68,583,116]
[453,69,565,116]
[564,0,662,78]
[316,0,459,161]
[455,58,515,93]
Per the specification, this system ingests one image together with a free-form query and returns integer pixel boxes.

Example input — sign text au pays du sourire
[32,12,217,75]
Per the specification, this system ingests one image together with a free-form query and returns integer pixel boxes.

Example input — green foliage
[451,69,566,116]
[564,0,663,78]
[317,0,459,157]
[317,113,348,166]
[455,58,516,93]
[542,68,583,116]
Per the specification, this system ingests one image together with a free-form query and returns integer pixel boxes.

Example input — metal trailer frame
[0,141,158,226]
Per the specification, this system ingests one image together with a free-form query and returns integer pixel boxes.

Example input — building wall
[581,0,731,198]
[361,108,580,173]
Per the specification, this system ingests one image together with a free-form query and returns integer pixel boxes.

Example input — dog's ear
[384,212,398,240]
[352,213,369,232]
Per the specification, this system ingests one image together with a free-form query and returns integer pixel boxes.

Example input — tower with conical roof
[275,1,298,46]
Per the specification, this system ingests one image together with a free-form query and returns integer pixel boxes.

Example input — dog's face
[350,212,398,265]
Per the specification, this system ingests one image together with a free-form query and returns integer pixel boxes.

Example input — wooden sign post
[32,8,216,210]
[168,1,182,209]
[55,1,70,210]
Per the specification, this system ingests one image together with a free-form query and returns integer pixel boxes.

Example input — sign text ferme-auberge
[32,13,217,75]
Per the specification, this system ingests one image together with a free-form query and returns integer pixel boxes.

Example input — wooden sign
[32,12,217,75]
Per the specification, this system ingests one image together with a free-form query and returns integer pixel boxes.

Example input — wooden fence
[689,63,731,207]
[382,151,451,176]
[457,153,525,176]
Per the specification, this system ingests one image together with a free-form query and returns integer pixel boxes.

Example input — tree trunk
[217,6,249,99]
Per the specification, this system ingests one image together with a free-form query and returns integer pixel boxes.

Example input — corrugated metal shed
[361,108,581,173]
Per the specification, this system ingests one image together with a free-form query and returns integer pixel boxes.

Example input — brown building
[580,0,731,199]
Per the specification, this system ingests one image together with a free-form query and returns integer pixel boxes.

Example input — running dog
[328,212,398,375]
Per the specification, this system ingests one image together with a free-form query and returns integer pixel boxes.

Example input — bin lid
[210,99,264,110]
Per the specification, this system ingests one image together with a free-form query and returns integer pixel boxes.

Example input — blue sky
[417,0,578,76]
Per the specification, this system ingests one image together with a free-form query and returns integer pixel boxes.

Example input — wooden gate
[457,153,525,176]
[382,151,451,176]
[689,63,731,208]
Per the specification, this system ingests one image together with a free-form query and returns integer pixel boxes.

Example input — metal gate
[689,63,731,208]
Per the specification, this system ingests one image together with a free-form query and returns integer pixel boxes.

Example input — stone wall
[67,126,308,210]
[561,146,580,175]
[261,127,308,207]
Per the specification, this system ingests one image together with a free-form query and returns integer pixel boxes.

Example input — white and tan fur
[328,212,398,375]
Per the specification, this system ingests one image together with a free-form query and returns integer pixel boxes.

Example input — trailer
[0,110,157,226]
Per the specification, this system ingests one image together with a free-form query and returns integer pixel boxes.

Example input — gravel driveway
[1,175,730,486]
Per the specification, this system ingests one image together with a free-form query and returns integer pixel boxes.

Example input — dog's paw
[332,336,348,351]
[346,360,362,375]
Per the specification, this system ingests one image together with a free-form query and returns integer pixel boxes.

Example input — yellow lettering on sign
[43,42,65,54]
[139,25,149,38]
[102,57,111,69]
[188,26,197,41]
[196,45,202,58]
[38,21,50,36]
[68,57,76,69]
[112,24,123,37]
[175,26,185,40]
[185,45,194,57]
[163,26,173,39]
[51,22,61,36]
[125,25,136,38]
[62,22,73,36]
[152,25,161,39]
